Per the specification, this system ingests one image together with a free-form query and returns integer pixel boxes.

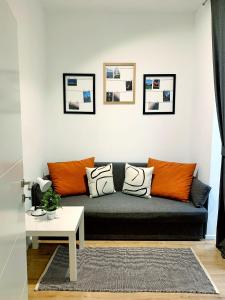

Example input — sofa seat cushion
[61,192,207,222]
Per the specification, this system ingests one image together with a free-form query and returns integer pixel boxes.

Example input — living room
[1,0,225,299]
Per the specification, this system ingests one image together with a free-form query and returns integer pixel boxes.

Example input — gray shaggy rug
[36,246,218,294]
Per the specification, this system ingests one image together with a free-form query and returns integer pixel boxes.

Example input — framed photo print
[143,74,176,114]
[63,73,95,114]
[103,63,136,104]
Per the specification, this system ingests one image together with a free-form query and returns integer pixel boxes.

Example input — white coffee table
[25,206,84,281]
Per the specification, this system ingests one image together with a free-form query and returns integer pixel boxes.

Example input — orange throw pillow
[147,158,196,202]
[48,157,95,196]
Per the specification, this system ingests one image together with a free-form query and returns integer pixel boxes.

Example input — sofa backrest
[43,162,146,191]
[95,162,146,192]
[40,161,209,210]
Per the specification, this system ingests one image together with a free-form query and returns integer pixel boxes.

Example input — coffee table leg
[68,233,77,281]
[32,236,39,249]
[79,211,84,249]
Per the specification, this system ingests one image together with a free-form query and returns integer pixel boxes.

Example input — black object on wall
[211,0,225,258]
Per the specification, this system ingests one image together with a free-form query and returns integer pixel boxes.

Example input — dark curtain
[211,0,225,258]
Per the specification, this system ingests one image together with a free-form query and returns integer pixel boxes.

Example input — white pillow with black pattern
[86,163,116,198]
[122,163,154,198]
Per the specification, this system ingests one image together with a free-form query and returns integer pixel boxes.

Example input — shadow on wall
[47,12,191,68]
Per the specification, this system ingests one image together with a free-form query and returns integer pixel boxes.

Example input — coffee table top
[25,206,84,236]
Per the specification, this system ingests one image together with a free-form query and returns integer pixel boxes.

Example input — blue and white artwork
[106,68,113,79]
[145,79,152,89]
[67,78,77,86]
[163,91,170,102]
[83,91,91,103]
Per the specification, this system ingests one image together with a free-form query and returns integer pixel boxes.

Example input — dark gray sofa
[31,162,210,241]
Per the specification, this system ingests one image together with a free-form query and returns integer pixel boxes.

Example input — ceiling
[41,0,204,14]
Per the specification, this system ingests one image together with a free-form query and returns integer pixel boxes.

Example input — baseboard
[205,234,216,240]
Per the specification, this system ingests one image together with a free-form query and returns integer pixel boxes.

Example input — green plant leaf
[41,187,61,211]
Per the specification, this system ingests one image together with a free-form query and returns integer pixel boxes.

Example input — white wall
[44,12,195,167]
[6,1,219,238]
[45,8,219,238]
[208,110,220,239]
[192,1,214,183]
[7,0,47,208]
[192,1,220,239]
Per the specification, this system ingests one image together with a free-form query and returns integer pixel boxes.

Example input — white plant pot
[47,210,56,220]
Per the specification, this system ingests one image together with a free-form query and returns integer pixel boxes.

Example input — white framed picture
[103,63,136,104]
[63,73,95,114]
[143,74,176,114]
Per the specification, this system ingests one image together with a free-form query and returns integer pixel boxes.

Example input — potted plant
[41,187,61,220]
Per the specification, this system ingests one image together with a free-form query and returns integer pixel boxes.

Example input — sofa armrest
[31,183,43,207]
[190,178,211,208]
